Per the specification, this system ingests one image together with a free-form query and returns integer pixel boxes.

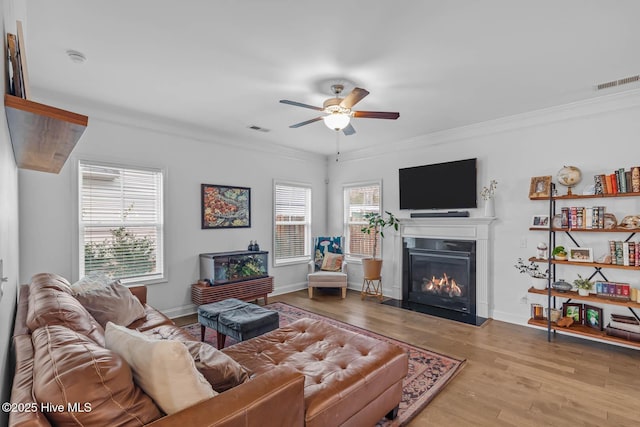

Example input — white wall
[329,90,640,325]
[16,84,640,328]
[0,1,22,423]
[19,113,327,317]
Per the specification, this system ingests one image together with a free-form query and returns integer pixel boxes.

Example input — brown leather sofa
[10,273,407,427]
[9,274,304,427]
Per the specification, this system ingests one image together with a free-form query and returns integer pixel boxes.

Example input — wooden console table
[191,276,274,306]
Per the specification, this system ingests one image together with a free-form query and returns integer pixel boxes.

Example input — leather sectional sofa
[9,273,407,426]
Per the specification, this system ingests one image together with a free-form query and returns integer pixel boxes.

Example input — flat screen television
[399,158,477,210]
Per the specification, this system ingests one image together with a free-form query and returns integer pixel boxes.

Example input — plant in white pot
[573,274,594,296]
[514,258,549,290]
[360,211,400,279]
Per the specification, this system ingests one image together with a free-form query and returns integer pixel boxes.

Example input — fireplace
[402,237,480,325]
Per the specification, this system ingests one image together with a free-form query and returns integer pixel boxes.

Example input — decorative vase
[484,198,495,217]
[578,288,589,296]
[362,259,383,279]
[531,277,547,290]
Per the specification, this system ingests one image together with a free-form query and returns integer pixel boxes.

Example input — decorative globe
[557,166,582,195]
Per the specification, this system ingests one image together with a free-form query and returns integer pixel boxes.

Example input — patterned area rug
[183,302,465,426]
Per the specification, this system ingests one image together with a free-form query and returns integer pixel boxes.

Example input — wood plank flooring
[175,289,640,426]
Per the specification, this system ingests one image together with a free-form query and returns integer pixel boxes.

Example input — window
[344,182,381,258]
[79,161,165,283]
[274,182,311,265]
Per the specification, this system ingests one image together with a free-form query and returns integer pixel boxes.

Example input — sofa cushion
[31,272,73,294]
[182,341,250,392]
[72,279,146,328]
[31,325,162,426]
[27,277,105,346]
[105,322,217,415]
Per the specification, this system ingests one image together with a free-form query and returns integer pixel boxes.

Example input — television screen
[399,158,477,210]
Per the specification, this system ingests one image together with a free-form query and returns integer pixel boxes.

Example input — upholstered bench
[197,298,279,349]
[223,317,408,426]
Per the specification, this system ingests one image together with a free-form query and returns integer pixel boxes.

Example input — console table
[191,276,274,306]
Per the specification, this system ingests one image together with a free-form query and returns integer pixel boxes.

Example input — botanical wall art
[201,184,251,229]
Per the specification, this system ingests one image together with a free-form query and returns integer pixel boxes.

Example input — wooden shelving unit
[4,94,88,173]
[528,186,640,349]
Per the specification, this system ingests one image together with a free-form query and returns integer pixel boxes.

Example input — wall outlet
[519,237,527,248]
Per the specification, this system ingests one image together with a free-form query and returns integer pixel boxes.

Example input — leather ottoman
[223,318,408,427]
[198,298,279,349]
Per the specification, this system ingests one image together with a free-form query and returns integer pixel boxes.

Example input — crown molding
[30,87,326,163]
[337,88,640,162]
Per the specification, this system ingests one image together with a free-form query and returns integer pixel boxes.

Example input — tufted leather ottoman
[198,298,279,349]
[223,318,408,427]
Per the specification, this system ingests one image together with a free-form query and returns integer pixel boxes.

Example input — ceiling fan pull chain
[335,130,340,162]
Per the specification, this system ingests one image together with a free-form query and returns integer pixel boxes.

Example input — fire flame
[422,273,463,297]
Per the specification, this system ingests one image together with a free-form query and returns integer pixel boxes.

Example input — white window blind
[79,161,164,283]
[274,182,311,264]
[344,183,381,258]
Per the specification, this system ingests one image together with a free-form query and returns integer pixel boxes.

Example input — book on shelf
[605,324,640,342]
[594,174,604,195]
[625,171,632,193]
[632,167,640,193]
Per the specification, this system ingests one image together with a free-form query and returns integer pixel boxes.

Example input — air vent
[248,125,269,132]
[596,74,640,90]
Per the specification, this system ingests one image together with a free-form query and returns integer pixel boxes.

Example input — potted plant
[514,258,549,290]
[360,211,400,278]
[573,274,593,296]
[552,245,567,261]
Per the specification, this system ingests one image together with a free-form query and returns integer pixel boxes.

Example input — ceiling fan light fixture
[323,113,350,131]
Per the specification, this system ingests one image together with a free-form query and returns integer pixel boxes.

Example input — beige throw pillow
[321,253,343,271]
[72,275,146,328]
[105,322,217,415]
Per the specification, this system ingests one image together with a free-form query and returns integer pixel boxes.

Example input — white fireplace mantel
[397,217,496,319]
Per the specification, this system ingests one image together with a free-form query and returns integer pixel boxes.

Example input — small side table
[361,276,383,301]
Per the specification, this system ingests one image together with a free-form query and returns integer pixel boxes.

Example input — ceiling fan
[280,84,399,135]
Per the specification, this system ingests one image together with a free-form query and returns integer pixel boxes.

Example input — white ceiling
[22,0,640,155]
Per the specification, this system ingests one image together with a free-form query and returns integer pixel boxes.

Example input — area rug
[182,302,465,426]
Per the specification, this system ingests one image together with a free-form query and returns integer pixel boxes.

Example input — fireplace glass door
[403,238,476,320]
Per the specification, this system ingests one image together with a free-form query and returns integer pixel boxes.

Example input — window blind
[345,183,381,258]
[274,183,311,263]
[79,161,164,282]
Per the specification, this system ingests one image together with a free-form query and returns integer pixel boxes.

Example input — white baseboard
[164,304,197,319]
[163,282,308,319]
[491,310,529,326]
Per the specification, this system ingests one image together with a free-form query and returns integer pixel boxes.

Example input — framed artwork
[563,302,583,324]
[529,176,552,199]
[568,247,593,263]
[584,305,603,330]
[201,184,251,229]
[531,215,550,229]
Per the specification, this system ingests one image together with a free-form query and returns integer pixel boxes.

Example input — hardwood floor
[176,289,640,426]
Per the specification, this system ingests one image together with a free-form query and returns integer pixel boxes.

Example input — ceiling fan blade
[340,87,369,109]
[352,111,400,120]
[280,99,323,111]
[289,116,323,128]
[342,123,356,136]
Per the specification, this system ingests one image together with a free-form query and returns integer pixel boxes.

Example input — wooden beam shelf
[527,318,640,349]
[527,286,640,309]
[527,256,640,271]
[4,94,88,173]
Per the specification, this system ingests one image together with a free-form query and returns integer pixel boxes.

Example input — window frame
[272,180,312,267]
[343,181,382,262]
[77,159,166,285]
